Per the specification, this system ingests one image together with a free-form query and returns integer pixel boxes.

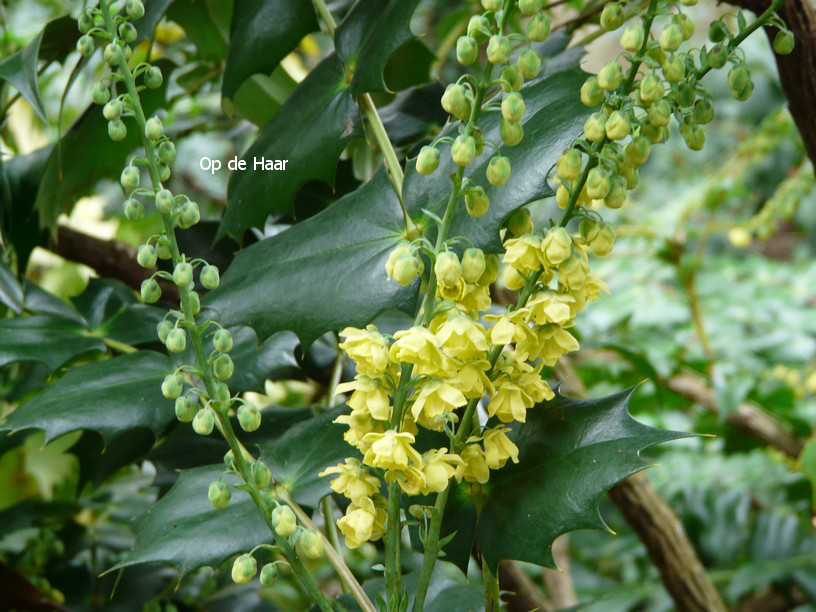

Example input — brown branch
[500,560,554,611]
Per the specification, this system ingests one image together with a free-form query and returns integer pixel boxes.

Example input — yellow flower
[488,379,533,423]
[503,265,526,290]
[433,312,488,360]
[517,371,555,403]
[527,290,573,325]
[529,323,580,365]
[483,426,519,469]
[458,283,492,312]
[337,495,386,548]
[437,278,467,302]
[389,326,448,376]
[455,443,490,484]
[385,465,426,495]
[319,458,381,503]
[502,235,543,272]
[564,274,609,316]
[362,430,423,469]
[335,375,392,421]
[335,409,387,450]
[339,325,391,375]
[410,380,467,422]
[421,448,463,494]
[541,227,573,265]
[448,360,493,399]
[557,246,590,290]
[484,310,537,347]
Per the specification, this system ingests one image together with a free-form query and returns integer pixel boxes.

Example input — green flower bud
[144,66,163,89]
[659,24,683,52]
[441,84,469,119]
[188,290,201,315]
[214,382,230,403]
[583,112,607,142]
[680,0,698,5]
[674,14,694,41]
[208,480,231,509]
[213,354,234,381]
[157,140,176,164]
[141,278,161,303]
[461,248,486,283]
[482,0,502,9]
[161,373,183,399]
[590,222,616,256]
[501,92,525,123]
[692,99,715,125]
[527,13,552,42]
[119,167,138,192]
[253,461,271,489]
[416,146,440,175]
[597,62,623,91]
[773,30,794,55]
[605,110,630,141]
[456,35,479,65]
[166,327,186,352]
[647,46,667,66]
[600,2,624,31]
[174,396,197,422]
[500,65,524,92]
[639,73,663,104]
[604,175,628,208]
[451,135,476,166]
[118,21,138,43]
[155,188,175,214]
[467,15,491,42]
[506,207,532,237]
[178,201,200,229]
[641,122,667,144]
[580,77,605,107]
[707,44,728,69]
[731,80,754,101]
[708,19,728,43]
[157,164,170,182]
[173,261,193,288]
[298,529,324,560]
[681,123,705,151]
[487,34,511,64]
[103,99,123,121]
[727,64,751,93]
[435,251,462,288]
[78,10,95,34]
[126,0,146,20]
[517,49,541,79]
[675,82,696,107]
[392,254,421,286]
[586,167,611,200]
[478,254,500,287]
[108,119,127,141]
[519,0,543,15]
[238,404,261,432]
[623,135,651,167]
[500,119,523,146]
[77,35,95,58]
[198,264,220,291]
[137,244,157,268]
[103,44,122,66]
[648,99,672,127]
[231,554,257,585]
[555,184,570,208]
[213,328,233,353]
[578,217,600,243]
[557,149,582,181]
[193,407,215,436]
[621,23,645,52]
[465,186,490,217]
[259,563,279,587]
[662,56,685,83]
[157,243,172,260]
[270,505,297,537]
[486,156,511,186]
[145,116,164,141]
[91,81,111,105]
[157,319,174,343]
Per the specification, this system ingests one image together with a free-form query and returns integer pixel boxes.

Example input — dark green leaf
[133,0,175,41]
[167,0,232,62]
[382,38,435,92]
[2,351,174,443]
[362,563,483,611]
[219,54,359,240]
[222,0,318,101]
[379,83,447,146]
[228,328,300,392]
[0,261,24,314]
[0,315,105,370]
[800,435,816,509]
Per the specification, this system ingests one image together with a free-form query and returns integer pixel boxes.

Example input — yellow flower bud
[604,110,630,141]
[465,186,490,217]
[451,135,476,166]
[541,227,572,266]
[589,222,616,256]
[586,167,611,200]
[506,208,533,237]
[580,77,605,107]
[556,149,583,181]
[621,23,645,52]
[597,62,623,91]
[435,251,462,288]
[461,248,486,283]
[583,112,607,142]
[501,92,526,123]
[500,119,524,146]
[479,254,501,286]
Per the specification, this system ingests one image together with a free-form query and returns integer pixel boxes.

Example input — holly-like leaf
[219,54,360,240]
[335,0,422,95]
[0,261,24,314]
[222,0,318,101]
[0,315,106,370]
[1,351,174,444]
[228,328,300,392]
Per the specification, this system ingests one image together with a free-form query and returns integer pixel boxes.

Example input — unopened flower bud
[465,186,490,217]
[416,146,440,175]
[161,373,183,399]
[238,404,261,432]
[527,13,552,42]
[590,222,616,256]
[188,291,200,315]
[500,119,523,146]
[435,251,462,288]
[486,155,511,186]
[479,254,500,286]
[178,201,200,229]
[648,99,671,127]
[506,207,533,236]
[600,2,624,30]
[143,65,163,89]
[660,24,683,52]
[586,167,611,200]
[91,81,110,105]
[681,123,705,151]
[456,35,479,65]
[137,244,157,268]
[583,112,606,142]
[118,21,137,43]
[605,175,628,208]
[707,44,728,69]
[153,188,173,215]
[208,480,231,509]
[108,119,127,141]
[541,227,572,265]
[605,110,630,141]
[621,24,645,52]
[271,505,298,537]
[77,35,94,57]
[392,254,422,286]
[662,56,685,82]
[213,354,234,381]
[141,278,161,303]
[639,73,663,104]
[580,77,604,107]
[773,30,794,55]
[727,64,751,93]
[210,330,232,355]
[103,100,123,121]
[555,184,570,208]
[103,44,122,66]
[557,149,582,181]
[165,327,186,352]
[126,0,146,20]
[298,529,324,559]
[145,116,164,140]
[157,320,174,343]
[156,243,171,260]
[487,34,511,64]
[517,49,541,79]
[193,407,215,435]
[482,0,502,9]
[441,84,468,118]
[461,248,486,283]
[708,19,728,43]
[260,563,279,587]
[78,11,95,34]
[451,135,476,166]
[253,461,271,489]
[579,217,600,243]
[173,261,193,288]
[676,82,696,107]
[195,265,218,291]
[174,396,197,422]
[598,62,623,91]
[214,382,230,403]
[501,65,524,92]
[692,99,714,125]
[519,0,543,15]
[501,92,525,123]
[157,140,176,164]
[624,136,651,167]
[231,554,257,585]
[467,15,491,42]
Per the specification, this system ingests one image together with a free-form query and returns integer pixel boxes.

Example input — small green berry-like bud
[727,64,751,93]
[416,146,440,175]
[158,164,171,182]
[555,184,570,208]
[707,44,728,69]
[126,0,146,19]
[271,505,298,537]
[557,149,582,181]
[597,62,623,91]
[259,563,279,587]
[590,222,616,256]
[144,66,163,89]
[103,99,123,120]
[482,0,502,9]
[435,251,462,288]
[156,243,172,260]
[681,123,706,151]
[213,329,233,352]
[155,188,175,214]
[91,81,111,105]
[122,199,142,221]
[583,112,607,142]
[461,248,486,283]
[499,119,523,146]
[78,10,95,34]
[659,24,683,52]
[586,167,612,200]
[639,73,663,104]
[166,328,187,353]
[392,254,421,286]
[676,82,696,107]
[157,320,174,343]
[253,461,272,489]
[579,217,600,243]
[178,201,200,229]
[623,135,651,167]
[208,481,231,509]
[174,396,197,422]
[238,404,261,432]
[456,36,479,65]
[77,35,95,58]
[621,24,645,52]
[103,44,122,66]
[692,99,715,125]
[441,84,469,119]
[501,92,525,123]
[465,186,489,217]
[506,208,532,237]
[517,49,541,80]
[673,13,695,40]
[641,122,667,145]
[141,278,161,303]
[467,15,491,42]
[648,99,671,127]
[120,166,140,191]
[200,264,220,290]
[604,176,628,208]
[298,529,324,560]
[145,116,164,141]
[486,155,511,186]
[161,373,183,399]
[604,110,630,141]
[600,2,624,31]
[214,382,231,403]
[527,13,552,42]
[662,56,685,83]
[708,19,728,43]
[193,408,215,436]
[188,290,201,315]
[231,554,257,585]
[451,135,476,166]
[118,21,138,43]
[580,77,605,107]
[157,140,176,164]
[137,244,157,268]
[519,0,543,15]
[478,254,500,287]
[773,30,794,55]
[173,262,193,288]
[108,119,127,141]
[486,34,511,65]
[213,354,234,381]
